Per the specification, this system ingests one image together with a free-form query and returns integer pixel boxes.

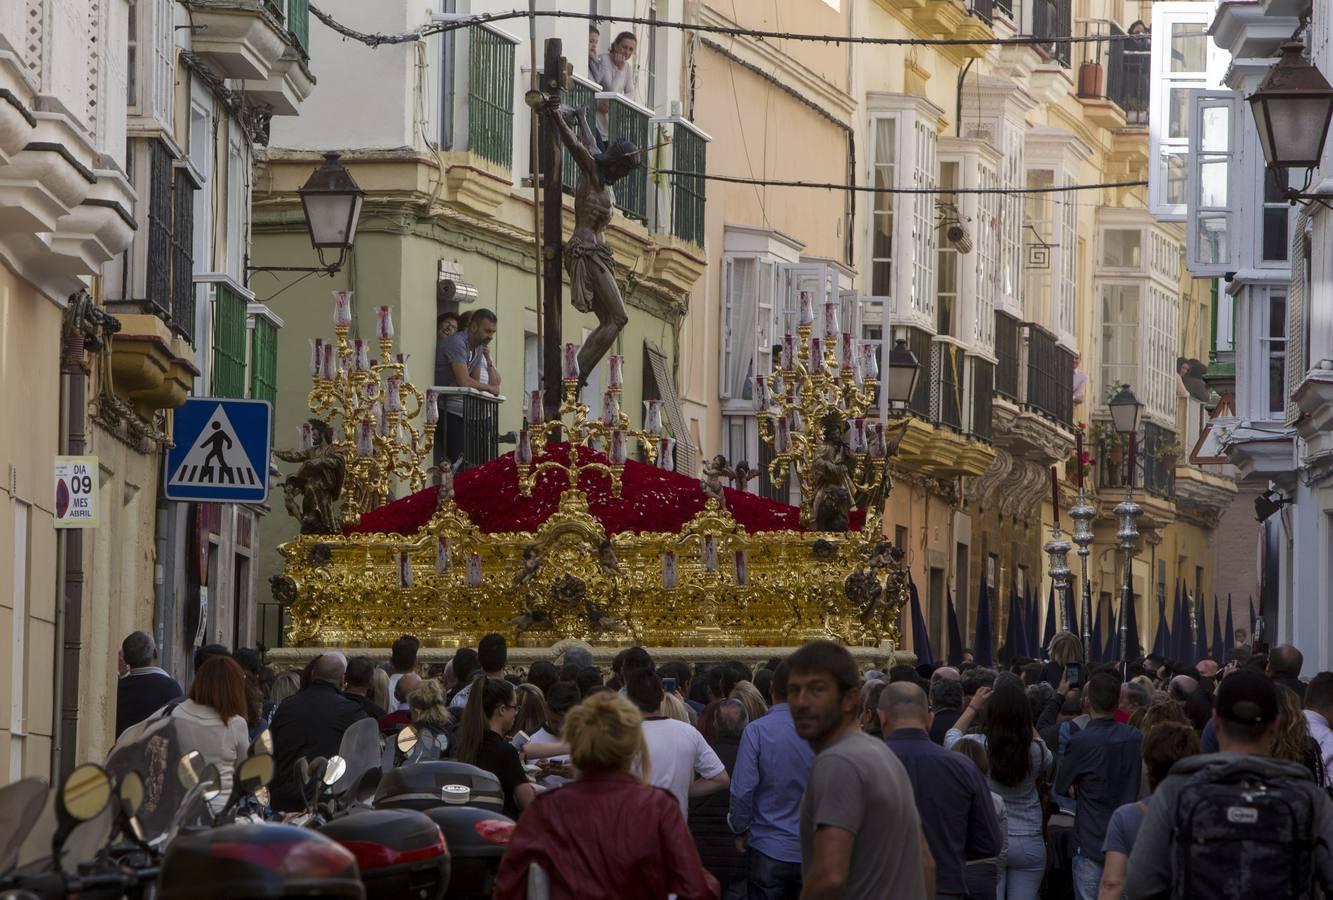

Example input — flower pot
[1078,61,1104,99]
[1107,446,1124,465]
[1160,453,1178,471]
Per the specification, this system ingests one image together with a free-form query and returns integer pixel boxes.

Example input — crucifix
[535,38,639,422]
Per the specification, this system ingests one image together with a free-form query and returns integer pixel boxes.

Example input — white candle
[808,336,824,374]
[659,437,676,470]
[703,536,719,572]
[602,390,619,426]
[734,550,749,586]
[662,551,678,589]
[466,553,482,588]
[775,415,791,453]
[780,333,795,370]
[320,343,336,380]
[425,389,439,425]
[528,390,545,425]
[644,400,663,435]
[861,342,880,381]
[608,354,623,389]
[309,339,321,376]
[299,423,313,450]
[516,429,533,465]
[789,409,803,434]
[823,300,840,337]
[371,401,385,436]
[840,332,855,369]
[398,551,413,589]
[356,420,374,456]
[333,291,353,328]
[385,375,401,412]
[609,429,627,465]
[563,343,580,380]
[337,349,351,377]
[752,375,771,411]
[849,418,867,453]
[435,537,450,573]
[376,306,394,340]
[868,422,887,458]
[798,291,815,327]
[353,338,368,372]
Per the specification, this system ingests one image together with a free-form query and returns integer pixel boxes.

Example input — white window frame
[1099,225,1147,274]
[719,255,777,403]
[938,136,1002,357]
[865,93,943,333]
[188,81,214,276]
[935,158,962,340]
[1099,280,1142,399]
[1149,3,1226,220]
[1185,90,1239,276]
[1250,286,1288,422]
[1144,283,1179,424]
[225,122,247,281]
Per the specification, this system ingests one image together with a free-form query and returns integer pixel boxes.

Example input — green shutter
[604,99,649,223]
[212,285,248,399]
[250,315,279,417]
[287,0,309,54]
[467,27,515,168]
[671,125,706,246]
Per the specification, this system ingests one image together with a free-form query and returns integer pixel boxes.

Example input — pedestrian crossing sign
[165,398,272,503]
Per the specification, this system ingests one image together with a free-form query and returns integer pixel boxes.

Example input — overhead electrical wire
[309,4,1177,50]
[651,171,1147,196]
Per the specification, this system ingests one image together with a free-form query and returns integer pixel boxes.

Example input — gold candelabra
[307,291,429,527]
[515,345,669,497]
[757,292,894,532]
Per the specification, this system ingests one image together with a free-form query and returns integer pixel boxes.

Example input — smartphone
[1065,663,1084,689]
[511,730,531,751]
[662,676,678,694]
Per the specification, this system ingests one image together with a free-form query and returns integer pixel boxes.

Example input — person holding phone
[454,674,535,818]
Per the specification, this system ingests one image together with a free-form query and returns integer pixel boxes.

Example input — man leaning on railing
[434,308,500,466]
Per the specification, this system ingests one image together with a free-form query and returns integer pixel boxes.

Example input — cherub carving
[701,454,734,506]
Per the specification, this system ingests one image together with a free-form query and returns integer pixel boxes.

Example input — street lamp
[249,152,365,279]
[1107,384,1143,667]
[886,338,921,412]
[1248,42,1333,172]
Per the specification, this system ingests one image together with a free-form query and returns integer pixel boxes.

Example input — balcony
[431,387,506,472]
[110,314,199,419]
[597,92,652,224]
[184,0,302,81]
[666,117,708,247]
[969,357,994,443]
[995,312,1021,402]
[1105,25,1148,126]
[988,319,1074,468]
[1033,0,1072,67]
[930,339,965,432]
[1022,324,1073,425]
[440,24,519,216]
[1093,419,1177,500]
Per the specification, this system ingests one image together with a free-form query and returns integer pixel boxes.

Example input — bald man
[881,682,1001,899]
[269,651,369,812]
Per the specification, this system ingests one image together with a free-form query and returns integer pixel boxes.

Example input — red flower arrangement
[351,443,866,536]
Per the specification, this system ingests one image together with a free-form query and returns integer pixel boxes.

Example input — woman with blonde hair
[661,690,692,724]
[1273,684,1327,785]
[513,682,549,737]
[407,678,453,748]
[369,667,391,713]
[728,680,768,724]
[1048,630,1084,668]
[494,692,720,898]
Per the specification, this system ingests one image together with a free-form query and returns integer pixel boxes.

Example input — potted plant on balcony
[1078,59,1104,99]
[1089,420,1124,466]
[1155,438,1183,471]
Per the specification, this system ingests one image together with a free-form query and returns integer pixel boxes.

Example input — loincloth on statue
[564,237,616,314]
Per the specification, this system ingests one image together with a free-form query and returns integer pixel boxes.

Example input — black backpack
[1171,765,1320,899]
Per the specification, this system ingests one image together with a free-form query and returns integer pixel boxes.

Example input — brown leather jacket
[494,770,720,900]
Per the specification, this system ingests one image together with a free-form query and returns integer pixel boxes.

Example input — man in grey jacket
[1125,669,1333,898]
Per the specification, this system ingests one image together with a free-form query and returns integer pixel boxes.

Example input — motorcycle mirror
[117,770,145,819]
[322,756,347,787]
[200,764,223,802]
[250,729,273,757]
[237,753,275,794]
[396,726,418,754]
[176,751,205,790]
[58,764,112,823]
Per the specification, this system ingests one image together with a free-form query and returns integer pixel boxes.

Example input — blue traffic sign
[165,398,272,503]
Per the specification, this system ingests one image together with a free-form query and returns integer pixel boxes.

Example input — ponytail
[454,674,514,764]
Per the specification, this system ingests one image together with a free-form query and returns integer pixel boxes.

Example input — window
[870,117,896,297]
[127,0,138,108]
[1024,168,1054,324]
[1055,177,1076,339]
[249,308,279,419]
[1023,156,1077,344]
[1186,92,1237,275]
[1149,3,1221,218]
[1102,228,1143,269]
[1257,288,1287,420]
[720,257,778,402]
[213,283,249,399]
[866,95,941,330]
[152,0,173,124]
[171,168,196,340]
[146,140,173,320]
[189,88,213,273]
[523,332,539,402]
[1144,284,1179,422]
[995,312,1020,400]
[1101,283,1140,392]
[936,161,960,337]
[1261,168,1289,263]
[974,162,999,350]
[225,125,246,280]
[465,25,518,169]
[670,123,707,246]
[998,123,1024,316]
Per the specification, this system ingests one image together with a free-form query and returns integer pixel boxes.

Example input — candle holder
[1114,491,1142,664]
[758,316,889,531]
[1043,523,1073,633]
[1068,488,1097,660]
[306,291,428,528]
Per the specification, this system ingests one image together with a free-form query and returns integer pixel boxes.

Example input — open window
[1185,91,1239,276]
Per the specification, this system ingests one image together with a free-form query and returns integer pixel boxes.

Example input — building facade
[253,0,710,641]
[0,0,313,780]
[1176,0,1333,671]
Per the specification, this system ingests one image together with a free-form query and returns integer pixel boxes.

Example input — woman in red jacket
[494,690,720,900]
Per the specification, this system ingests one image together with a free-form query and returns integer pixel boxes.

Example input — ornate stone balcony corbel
[184,0,294,81]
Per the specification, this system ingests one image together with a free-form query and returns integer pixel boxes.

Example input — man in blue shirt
[729,660,814,899]
[881,682,1001,899]
[1054,670,1143,900]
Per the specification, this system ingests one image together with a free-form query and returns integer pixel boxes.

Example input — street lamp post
[886,337,922,414]
[248,152,366,280]
[1109,385,1143,665]
[1247,41,1333,207]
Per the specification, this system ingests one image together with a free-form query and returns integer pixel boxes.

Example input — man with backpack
[1124,669,1333,898]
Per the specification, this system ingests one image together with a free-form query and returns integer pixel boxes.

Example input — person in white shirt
[162,655,252,810]
[1305,672,1333,786]
[625,668,729,818]
[591,31,638,140]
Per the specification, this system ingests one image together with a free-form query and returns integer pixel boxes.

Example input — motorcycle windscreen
[104,717,191,844]
[0,778,50,871]
[331,717,382,797]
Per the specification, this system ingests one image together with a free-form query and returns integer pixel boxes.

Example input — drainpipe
[52,297,89,779]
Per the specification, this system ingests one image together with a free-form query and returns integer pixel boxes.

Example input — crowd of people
[113,626,1333,899]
